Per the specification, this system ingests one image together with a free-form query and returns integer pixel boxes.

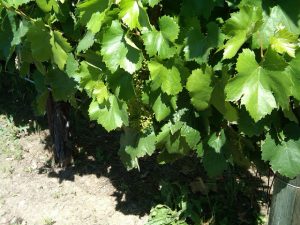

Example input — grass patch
[0,115,23,160]
[43,218,56,225]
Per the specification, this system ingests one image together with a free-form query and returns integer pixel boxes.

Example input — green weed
[43,218,56,225]
[0,115,23,160]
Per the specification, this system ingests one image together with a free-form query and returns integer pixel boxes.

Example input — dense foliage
[1,0,300,180]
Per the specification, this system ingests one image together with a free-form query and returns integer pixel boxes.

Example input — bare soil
[0,130,151,225]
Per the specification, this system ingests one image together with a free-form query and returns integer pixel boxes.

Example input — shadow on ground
[0,72,47,132]
[38,117,272,224]
[0,71,271,225]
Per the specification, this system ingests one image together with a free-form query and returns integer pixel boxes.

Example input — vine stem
[2,3,52,29]
[258,31,264,58]
[2,3,35,22]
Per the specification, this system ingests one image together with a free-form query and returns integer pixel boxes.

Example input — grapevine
[1,0,300,179]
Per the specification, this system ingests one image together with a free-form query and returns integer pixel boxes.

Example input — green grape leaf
[225,49,291,122]
[126,132,156,166]
[119,0,150,30]
[283,107,299,124]
[180,0,224,19]
[270,27,298,57]
[184,21,222,64]
[77,31,95,53]
[222,5,262,34]
[148,61,182,96]
[34,61,46,75]
[159,16,179,42]
[156,110,201,157]
[210,70,238,122]
[288,51,300,101]
[252,5,300,49]
[119,128,156,170]
[78,61,108,104]
[203,148,228,177]
[122,36,143,74]
[0,13,14,60]
[85,80,109,104]
[19,41,33,63]
[118,128,139,169]
[208,130,226,153]
[76,0,110,27]
[196,143,204,158]
[27,21,52,62]
[88,95,129,131]
[72,61,92,84]
[142,16,179,59]
[238,108,270,137]
[11,20,29,46]
[101,20,143,73]
[225,132,252,168]
[32,70,48,114]
[180,123,201,149]
[222,32,247,60]
[261,48,288,71]
[32,70,47,93]
[107,70,135,101]
[88,100,101,121]
[2,0,31,8]
[152,93,171,122]
[221,5,262,59]
[35,91,49,115]
[36,0,59,13]
[75,61,108,104]
[81,50,105,71]
[141,0,160,7]
[50,30,72,70]
[157,120,200,156]
[262,134,300,178]
[186,69,212,111]
[46,69,76,101]
[76,61,103,86]
[146,205,188,225]
[65,53,79,78]
[86,11,106,34]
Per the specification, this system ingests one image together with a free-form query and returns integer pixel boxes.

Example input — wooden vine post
[268,175,300,225]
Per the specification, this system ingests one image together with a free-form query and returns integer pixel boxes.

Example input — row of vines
[1,0,300,187]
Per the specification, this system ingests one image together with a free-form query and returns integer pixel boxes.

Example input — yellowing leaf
[252,5,300,49]
[270,27,298,57]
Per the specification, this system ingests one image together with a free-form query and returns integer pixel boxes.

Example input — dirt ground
[0,129,150,225]
[0,111,272,225]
